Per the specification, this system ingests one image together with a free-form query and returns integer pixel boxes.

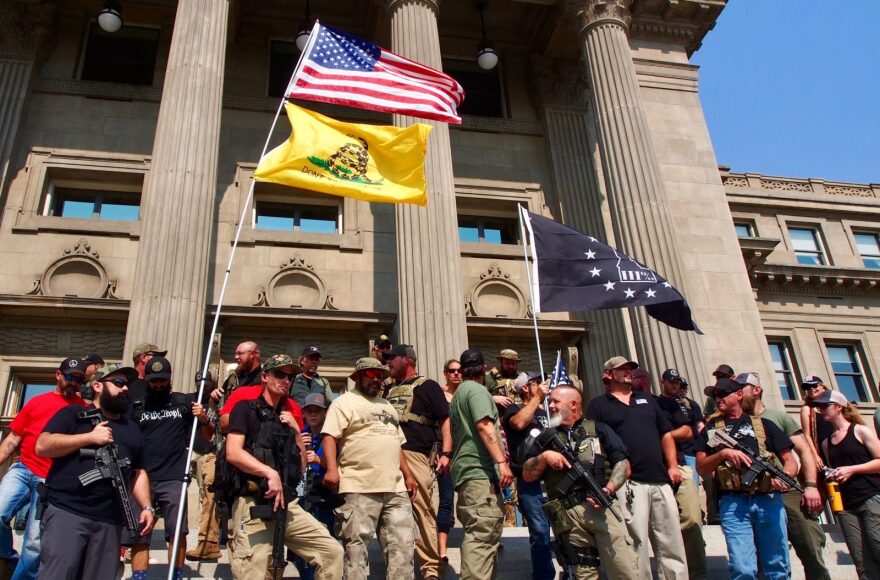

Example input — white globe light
[476,47,498,71]
[97,9,123,33]
[295,30,311,52]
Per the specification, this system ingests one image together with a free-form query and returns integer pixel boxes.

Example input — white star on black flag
[522,209,702,333]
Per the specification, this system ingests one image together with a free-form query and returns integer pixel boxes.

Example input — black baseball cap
[144,356,172,381]
[59,357,86,375]
[383,344,417,362]
[301,346,322,359]
[801,375,824,387]
[374,334,392,348]
[713,364,735,378]
[662,368,684,382]
[83,353,105,366]
[460,348,485,368]
[704,378,744,398]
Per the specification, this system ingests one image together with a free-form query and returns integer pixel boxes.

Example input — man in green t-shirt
[449,348,513,580]
[737,371,830,580]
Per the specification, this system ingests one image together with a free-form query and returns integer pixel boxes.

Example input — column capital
[385,0,440,16]
[0,0,55,59]
[565,0,632,37]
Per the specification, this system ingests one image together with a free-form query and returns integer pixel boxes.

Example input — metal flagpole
[517,205,550,417]
[166,24,322,578]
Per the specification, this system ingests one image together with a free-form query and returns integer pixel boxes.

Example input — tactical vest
[382,376,437,427]
[542,420,612,501]
[245,402,302,487]
[713,416,774,493]
[487,369,522,405]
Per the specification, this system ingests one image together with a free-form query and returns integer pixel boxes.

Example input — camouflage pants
[335,491,415,580]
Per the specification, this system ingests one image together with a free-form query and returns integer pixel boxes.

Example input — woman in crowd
[437,358,462,563]
[801,376,834,469]
[816,390,880,579]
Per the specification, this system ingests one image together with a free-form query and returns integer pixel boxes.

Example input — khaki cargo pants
[456,479,504,580]
[335,491,415,580]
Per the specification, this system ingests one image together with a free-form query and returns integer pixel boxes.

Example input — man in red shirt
[218,355,304,433]
[0,357,87,580]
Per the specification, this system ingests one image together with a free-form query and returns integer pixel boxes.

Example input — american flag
[287,23,464,124]
[549,352,572,390]
[521,208,702,333]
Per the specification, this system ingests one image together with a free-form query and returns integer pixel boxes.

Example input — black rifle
[535,428,622,522]
[77,408,140,540]
[249,430,296,580]
[708,429,804,493]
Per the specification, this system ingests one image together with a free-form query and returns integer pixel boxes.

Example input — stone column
[386,0,469,380]
[0,1,53,212]
[531,57,635,395]
[124,0,229,388]
[569,0,710,387]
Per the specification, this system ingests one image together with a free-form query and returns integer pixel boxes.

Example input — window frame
[441,57,507,119]
[455,178,542,258]
[12,148,149,238]
[852,230,880,269]
[785,224,829,266]
[766,338,800,402]
[2,367,57,417]
[77,22,162,87]
[733,221,756,238]
[824,342,873,403]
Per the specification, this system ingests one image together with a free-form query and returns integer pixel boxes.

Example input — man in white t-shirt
[322,357,417,580]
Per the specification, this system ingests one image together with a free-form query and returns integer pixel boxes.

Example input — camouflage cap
[497,349,519,361]
[133,343,167,358]
[349,357,390,380]
[261,354,301,375]
[93,365,139,384]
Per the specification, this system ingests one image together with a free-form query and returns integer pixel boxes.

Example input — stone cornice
[749,264,880,297]
[738,236,781,269]
[629,0,726,55]
[723,171,880,201]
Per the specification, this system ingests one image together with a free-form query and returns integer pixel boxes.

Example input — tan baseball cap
[497,349,519,361]
[603,356,638,371]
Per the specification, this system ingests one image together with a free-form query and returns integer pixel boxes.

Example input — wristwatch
[439,451,453,458]
[142,506,156,514]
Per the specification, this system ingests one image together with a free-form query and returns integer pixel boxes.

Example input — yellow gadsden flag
[254,103,432,206]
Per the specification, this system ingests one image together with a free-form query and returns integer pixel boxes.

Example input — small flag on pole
[549,351,571,390]
[254,103,431,206]
[288,23,465,124]
[521,208,702,333]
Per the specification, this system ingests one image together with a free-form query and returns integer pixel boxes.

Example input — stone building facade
[0,0,876,422]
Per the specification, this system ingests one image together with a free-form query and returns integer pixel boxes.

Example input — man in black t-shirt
[381,344,451,580]
[656,368,706,580]
[36,366,155,579]
[500,372,553,580]
[696,378,797,580]
[126,342,168,405]
[586,356,687,580]
[128,356,207,579]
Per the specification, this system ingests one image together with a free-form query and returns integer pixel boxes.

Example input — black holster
[34,482,48,521]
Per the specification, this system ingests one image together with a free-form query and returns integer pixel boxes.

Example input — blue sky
[692,2,880,184]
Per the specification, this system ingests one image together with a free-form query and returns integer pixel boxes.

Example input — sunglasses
[802,385,820,392]
[63,373,85,383]
[361,369,385,379]
[104,378,128,388]
[445,368,462,374]
[269,370,295,381]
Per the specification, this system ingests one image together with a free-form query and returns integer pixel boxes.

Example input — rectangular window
[254,201,339,234]
[734,222,754,238]
[19,383,55,411]
[268,40,298,98]
[825,344,870,402]
[854,232,880,269]
[788,227,826,265]
[767,340,798,401]
[80,24,160,86]
[49,187,140,221]
[442,59,504,118]
[458,215,518,244]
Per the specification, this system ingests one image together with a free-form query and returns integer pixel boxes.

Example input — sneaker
[185,541,222,561]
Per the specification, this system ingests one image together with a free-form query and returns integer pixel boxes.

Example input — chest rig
[382,376,437,427]
[543,420,611,501]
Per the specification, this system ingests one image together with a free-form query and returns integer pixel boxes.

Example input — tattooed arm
[606,459,630,494]
[522,454,546,483]
[475,417,513,488]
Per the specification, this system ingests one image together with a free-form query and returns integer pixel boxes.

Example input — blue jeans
[0,463,43,580]
[719,492,790,580]
[517,478,555,580]
[683,455,700,485]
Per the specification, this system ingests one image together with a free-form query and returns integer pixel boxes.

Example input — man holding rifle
[226,354,342,580]
[696,377,799,580]
[35,365,155,579]
[521,385,638,579]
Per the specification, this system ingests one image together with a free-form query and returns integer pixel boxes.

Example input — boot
[185,541,221,561]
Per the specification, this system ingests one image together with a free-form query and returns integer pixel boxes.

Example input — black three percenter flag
[522,209,702,333]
